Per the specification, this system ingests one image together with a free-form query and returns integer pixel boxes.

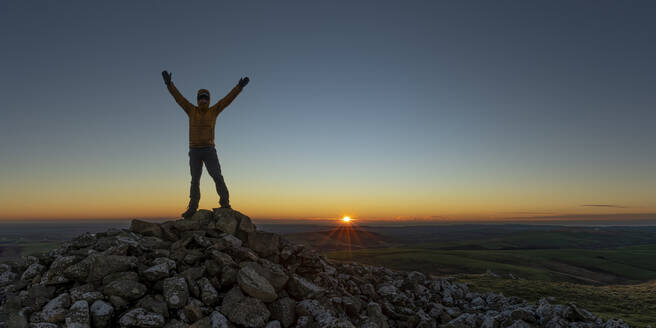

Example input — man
[162,70,250,218]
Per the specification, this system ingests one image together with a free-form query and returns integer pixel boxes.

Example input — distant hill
[284,225,391,251]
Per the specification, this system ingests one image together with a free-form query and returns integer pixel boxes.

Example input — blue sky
[0,1,654,220]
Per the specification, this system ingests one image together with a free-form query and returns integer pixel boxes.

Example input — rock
[209,311,230,328]
[21,263,45,281]
[71,232,97,248]
[118,308,165,327]
[189,317,211,328]
[296,299,354,328]
[109,295,130,312]
[163,277,189,309]
[65,300,90,328]
[136,295,169,320]
[103,279,148,300]
[224,295,270,328]
[270,297,296,328]
[197,277,219,306]
[130,219,164,238]
[90,300,114,328]
[103,271,140,285]
[237,266,278,302]
[376,284,397,298]
[367,302,389,328]
[213,234,243,250]
[443,313,478,328]
[236,211,256,233]
[70,284,103,303]
[286,274,323,299]
[0,208,627,328]
[41,292,71,323]
[162,320,187,328]
[191,209,213,223]
[88,255,138,282]
[182,300,205,323]
[142,263,170,282]
[0,270,17,286]
[153,257,177,270]
[28,323,57,328]
[212,209,239,235]
[43,255,77,284]
[6,307,28,328]
[265,321,282,328]
[63,255,94,281]
[510,307,536,323]
[247,231,280,257]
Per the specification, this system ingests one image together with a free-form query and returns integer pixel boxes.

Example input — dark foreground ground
[2,220,655,326]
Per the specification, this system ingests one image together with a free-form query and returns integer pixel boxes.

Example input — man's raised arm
[162,70,193,115]
[211,77,250,115]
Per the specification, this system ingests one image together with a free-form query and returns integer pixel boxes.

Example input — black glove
[238,77,250,88]
[162,71,172,86]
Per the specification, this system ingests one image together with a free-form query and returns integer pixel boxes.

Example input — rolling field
[456,274,656,328]
[326,245,656,284]
[325,242,656,327]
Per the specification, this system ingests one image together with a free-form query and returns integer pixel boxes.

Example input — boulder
[224,296,270,328]
[65,300,90,328]
[41,292,71,323]
[163,277,189,309]
[212,209,239,235]
[237,266,277,302]
[241,260,289,291]
[247,231,280,257]
[103,279,147,300]
[130,219,164,238]
[136,295,169,320]
[209,311,230,328]
[118,307,165,328]
[286,274,323,299]
[88,255,138,282]
[269,297,296,328]
[142,263,170,282]
[197,277,219,306]
[21,263,45,281]
[90,300,114,328]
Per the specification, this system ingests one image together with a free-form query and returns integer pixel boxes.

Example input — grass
[326,245,656,284]
[326,245,656,327]
[455,274,656,328]
[0,242,59,261]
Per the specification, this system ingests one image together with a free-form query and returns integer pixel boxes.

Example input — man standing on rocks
[162,70,250,218]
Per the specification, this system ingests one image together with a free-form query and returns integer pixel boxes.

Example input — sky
[0,1,655,221]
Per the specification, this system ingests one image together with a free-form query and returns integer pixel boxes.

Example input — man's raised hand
[238,77,250,88]
[162,71,172,86]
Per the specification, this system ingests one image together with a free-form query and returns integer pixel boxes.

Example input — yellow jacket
[167,82,243,148]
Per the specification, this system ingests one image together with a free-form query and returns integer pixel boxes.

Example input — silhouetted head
[197,89,210,107]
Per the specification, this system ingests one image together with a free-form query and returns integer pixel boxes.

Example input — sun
[342,216,351,222]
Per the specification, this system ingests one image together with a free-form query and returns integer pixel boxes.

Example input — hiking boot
[220,203,231,209]
[181,206,197,219]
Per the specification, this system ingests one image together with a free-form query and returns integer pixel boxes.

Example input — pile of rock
[0,208,632,327]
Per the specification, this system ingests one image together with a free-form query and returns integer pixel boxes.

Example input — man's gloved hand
[238,77,250,88]
[162,71,172,86]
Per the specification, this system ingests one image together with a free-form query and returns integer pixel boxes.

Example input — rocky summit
[0,209,633,328]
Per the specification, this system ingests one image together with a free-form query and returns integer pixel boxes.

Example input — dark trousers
[188,146,229,208]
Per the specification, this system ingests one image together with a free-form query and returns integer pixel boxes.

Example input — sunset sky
[1,1,654,221]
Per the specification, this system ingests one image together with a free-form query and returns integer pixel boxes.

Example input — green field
[326,244,656,284]
[456,274,656,328]
[326,244,656,327]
